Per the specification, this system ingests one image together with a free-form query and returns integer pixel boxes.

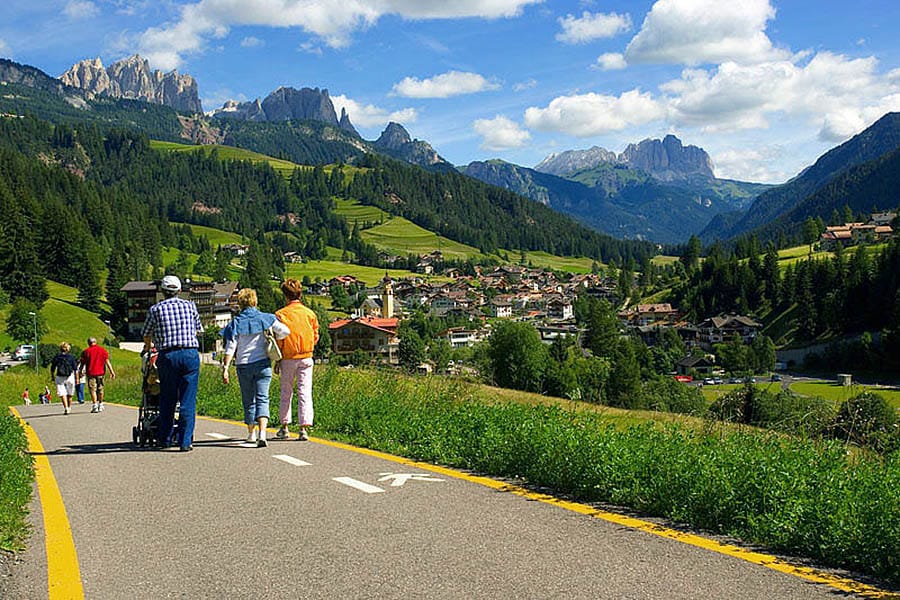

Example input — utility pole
[28,311,38,372]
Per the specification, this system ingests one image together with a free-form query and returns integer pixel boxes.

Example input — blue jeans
[157,348,200,449]
[75,382,85,403]
[236,359,272,424]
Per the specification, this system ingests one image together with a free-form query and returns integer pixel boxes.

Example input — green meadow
[333,197,391,225]
[359,216,483,260]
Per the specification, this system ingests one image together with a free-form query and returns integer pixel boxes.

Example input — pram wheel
[133,426,140,447]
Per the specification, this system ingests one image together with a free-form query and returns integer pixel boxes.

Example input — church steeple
[381,272,394,318]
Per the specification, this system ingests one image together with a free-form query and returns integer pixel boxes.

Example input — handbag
[264,326,282,362]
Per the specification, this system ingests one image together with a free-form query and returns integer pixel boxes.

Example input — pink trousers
[279,358,314,426]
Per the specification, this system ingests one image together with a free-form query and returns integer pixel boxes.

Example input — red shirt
[80,345,109,377]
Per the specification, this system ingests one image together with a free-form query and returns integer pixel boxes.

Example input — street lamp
[27,311,37,372]
[103,319,112,345]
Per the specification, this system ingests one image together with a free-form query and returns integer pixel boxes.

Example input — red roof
[329,317,399,334]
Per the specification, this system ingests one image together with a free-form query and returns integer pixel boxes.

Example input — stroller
[132,349,178,447]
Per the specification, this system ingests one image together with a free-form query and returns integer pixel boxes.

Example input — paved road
[7,402,892,599]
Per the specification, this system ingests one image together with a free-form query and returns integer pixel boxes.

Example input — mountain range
[4,54,900,247]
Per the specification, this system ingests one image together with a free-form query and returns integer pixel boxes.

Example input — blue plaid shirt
[142,297,202,351]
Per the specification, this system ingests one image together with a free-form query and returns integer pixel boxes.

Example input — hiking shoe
[275,427,289,439]
[257,438,268,448]
[298,429,309,441]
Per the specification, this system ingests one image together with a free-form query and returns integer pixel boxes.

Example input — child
[22,387,30,405]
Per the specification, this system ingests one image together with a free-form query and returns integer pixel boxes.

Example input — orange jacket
[275,301,319,360]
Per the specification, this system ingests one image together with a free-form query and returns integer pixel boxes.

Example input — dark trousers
[156,348,200,448]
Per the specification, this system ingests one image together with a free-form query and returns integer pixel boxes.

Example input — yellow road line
[109,405,896,597]
[10,407,84,600]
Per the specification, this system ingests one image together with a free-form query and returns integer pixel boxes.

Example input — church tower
[381,273,394,318]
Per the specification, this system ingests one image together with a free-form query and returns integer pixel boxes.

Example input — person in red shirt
[79,337,116,413]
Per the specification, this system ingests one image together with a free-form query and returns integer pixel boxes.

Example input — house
[283,251,304,263]
[675,354,715,376]
[490,298,513,318]
[222,243,249,256]
[536,324,580,345]
[696,314,762,350]
[547,297,574,321]
[121,279,238,340]
[328,275,363,291]
[619,303,679,327]
[438,327,481,348]
[329,317,400,364]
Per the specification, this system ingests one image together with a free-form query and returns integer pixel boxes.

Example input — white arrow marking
[274,455,311,467]
[333,477,384,494]
[206,432,229,440]
[377,472,445,487]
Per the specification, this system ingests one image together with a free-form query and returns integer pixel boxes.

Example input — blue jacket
[220,307,276,345]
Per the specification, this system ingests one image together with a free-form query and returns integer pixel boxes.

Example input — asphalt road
[8,402,891,599]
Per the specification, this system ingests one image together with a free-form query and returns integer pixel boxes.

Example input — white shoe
[98,403,104,412]
[91,405,99,413]
[64,407,70,415]
[246,432,258,444]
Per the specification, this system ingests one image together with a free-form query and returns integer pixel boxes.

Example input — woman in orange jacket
[275,278,319,441]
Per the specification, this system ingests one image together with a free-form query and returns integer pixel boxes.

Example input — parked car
[13,344,34,360]
[713,377,724,385]
[703,378,716,385]
[728,377,741,384]
[771,373,782,382]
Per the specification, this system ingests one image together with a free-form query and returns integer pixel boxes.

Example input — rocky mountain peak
[534,146,620,176]
[621,135,714,181]
[61,54,202,113]
[210,86,357,135]
[535,135,714,181]
[374,122,412,149]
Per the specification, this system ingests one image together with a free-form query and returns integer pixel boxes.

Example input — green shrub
[831,392,899,453]
[642,377,706,415]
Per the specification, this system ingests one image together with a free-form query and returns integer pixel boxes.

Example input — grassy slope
[359,217,484,260]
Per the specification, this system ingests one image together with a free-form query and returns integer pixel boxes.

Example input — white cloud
[0,39,10,57]
[625,0,785,66]
[595,52,626,71]
[137,0,542,69]
[662,53,900,141]
[513,78,537,92]
[473,115,531,150]
[392,71,500,99]
[331,94,418,129]
[64,0,100,19]
[240,36,264,48]
[524,89,666,136]
[711,146,790,184]
[556,11,631,44]
[202,89,248,113]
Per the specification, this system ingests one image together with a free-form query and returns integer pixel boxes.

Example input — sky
[3,0,900,184]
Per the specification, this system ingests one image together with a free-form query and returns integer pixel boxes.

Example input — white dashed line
[333,477,385,494]
[273,454,312,467]
[206,432,230,440]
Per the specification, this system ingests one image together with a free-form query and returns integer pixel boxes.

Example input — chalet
[619,303,679,327]
[675,354,715,376]
[222,243,249,256]
[438,327,481,348]
[536,324,580,345]
[490,298,513,318]
[696,314,762,350]
[328,275,363,291]
[547,297,574,321]
[121,279,237,340]
[283,252,304,264]
[870,211,896,226]
[329,317,400,364]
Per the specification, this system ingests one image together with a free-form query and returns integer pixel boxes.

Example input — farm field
[696,379,900,410]
[283,253,427,287]
[333,198,391,225]
[510,251,596,274]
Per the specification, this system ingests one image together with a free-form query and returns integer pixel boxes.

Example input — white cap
[160,275,182,292]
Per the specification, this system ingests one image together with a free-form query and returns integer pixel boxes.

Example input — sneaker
[275,427,289,440]
[246,431,258,444]
[179,445,194,452]
[298,429,309,441]
[257,438,268,448]
[98,403,104,412]
[64,407,70,415]
[90,405,99,413]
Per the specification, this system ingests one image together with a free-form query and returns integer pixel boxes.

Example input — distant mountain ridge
[700,112,900,242]
[61,55,201,113]
[535,134,714,182]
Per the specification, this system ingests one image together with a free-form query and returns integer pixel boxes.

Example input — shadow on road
[28,439,255,456]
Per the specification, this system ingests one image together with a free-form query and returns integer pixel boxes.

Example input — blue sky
[3,1,900,183]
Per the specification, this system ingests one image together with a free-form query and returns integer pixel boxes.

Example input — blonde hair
[281,278,304,301]
[237,288,258,310]
[59,342,70,352]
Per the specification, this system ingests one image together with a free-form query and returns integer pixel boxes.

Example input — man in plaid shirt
[142,275,203,452]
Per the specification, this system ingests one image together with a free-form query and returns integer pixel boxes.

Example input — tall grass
[0,413,33,551]
[310,366,900,584]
